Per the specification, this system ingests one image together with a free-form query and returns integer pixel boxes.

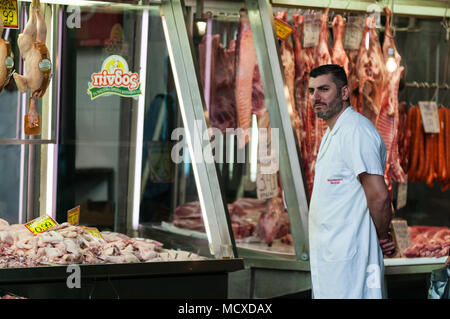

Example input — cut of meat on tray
[402,226,450,258]
[172,198,291,246]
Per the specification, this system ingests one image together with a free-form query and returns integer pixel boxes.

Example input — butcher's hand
[446,256,450,266]
[379,236,396,258]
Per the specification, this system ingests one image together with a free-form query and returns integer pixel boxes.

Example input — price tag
[344,15,364,50]
[391,219,412,258]
[256,170,279,200]
[396,176,408,210]
[0,0,19,29]
[418,101,440,133]
[67,206,80,225]
[302,13,321,48]
[81,226,104,240]
[273,17,294,40]
[25,215,58,236]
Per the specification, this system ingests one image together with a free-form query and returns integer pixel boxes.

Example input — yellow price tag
[274,17,293,40]
[0,0,19,29]
[82,226,104,240]
[25,215,58,236]
[67,206,80,225]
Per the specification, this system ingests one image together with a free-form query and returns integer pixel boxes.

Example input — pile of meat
[0,218,171,268]
[173,198,292,246]
[402,226,450,258]
[406,106,450,191]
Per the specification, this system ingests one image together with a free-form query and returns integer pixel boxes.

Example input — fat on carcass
[13,0,51,135]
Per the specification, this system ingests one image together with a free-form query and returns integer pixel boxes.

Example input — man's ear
[341,85,350,101]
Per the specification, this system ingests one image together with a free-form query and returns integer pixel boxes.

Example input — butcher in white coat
[307,64,396,299]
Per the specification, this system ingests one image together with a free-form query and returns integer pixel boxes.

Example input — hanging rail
[405,81,450,89]
[270,0,450,19]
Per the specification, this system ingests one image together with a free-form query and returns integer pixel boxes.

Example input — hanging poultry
[13,0,51,135]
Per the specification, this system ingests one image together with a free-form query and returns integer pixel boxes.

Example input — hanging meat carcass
[198,35,237,133]
[356,16,387,124]
[293,13,315,196]
[235,9,258,148]
[376,7,406,195]
[276,11,303,156]
[397,101,410,173]
[331,14,350,77]
[314,8,331,141]
[13,0,51,135]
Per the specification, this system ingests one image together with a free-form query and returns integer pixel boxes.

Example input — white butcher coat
[309,106,387,299]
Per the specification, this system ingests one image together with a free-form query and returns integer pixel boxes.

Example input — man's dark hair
[310,64,348,89]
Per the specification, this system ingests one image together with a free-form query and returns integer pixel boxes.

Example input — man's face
[308,73,346,121]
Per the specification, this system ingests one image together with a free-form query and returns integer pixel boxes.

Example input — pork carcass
[198,35,237,133]
[235,9,257,148]
[376,7,406,196]
[293,14,310,187]
[331,15,350,76]
[356,16,387,124]
[276,11,303,154]
[312,8,331,178]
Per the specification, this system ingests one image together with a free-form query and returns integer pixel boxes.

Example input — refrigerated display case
[0,0,243,299]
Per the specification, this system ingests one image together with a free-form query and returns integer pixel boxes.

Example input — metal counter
[0,259,244,299]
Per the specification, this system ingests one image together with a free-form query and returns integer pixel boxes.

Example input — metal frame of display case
[160,0,237,259]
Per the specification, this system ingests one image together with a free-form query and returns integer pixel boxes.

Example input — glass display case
[0,0,243,299]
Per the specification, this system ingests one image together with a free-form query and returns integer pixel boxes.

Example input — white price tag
[391,219,412,257]
[344,16,364,50]
[256,171,279,200]
[396,176,408,210]
[418,101,440,133]
[302,13,321,48]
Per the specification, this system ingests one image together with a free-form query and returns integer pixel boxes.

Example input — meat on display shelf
[154,222,296,258]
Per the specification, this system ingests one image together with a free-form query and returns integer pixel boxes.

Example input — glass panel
[137,7,213,258]
[164,4,296,257]
[53,3,213,264]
